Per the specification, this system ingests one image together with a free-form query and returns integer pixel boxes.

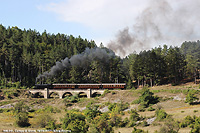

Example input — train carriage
[102,83,126,89]
[77,84,101,89]
[52,83,77,89]
[35,83,126,89]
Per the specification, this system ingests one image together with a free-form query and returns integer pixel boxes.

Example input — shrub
[132,127,146,133]
[122,117,129,127]
[179,115,194,128]
[190,116,200,132]
[129,110,140,121]
[133,87,159,108]
[13,101,29,114]
[91,113,113,133]
[185,91,199,105]
[70,95,79,103]
[140,121,149,127]
[84,104,101,122]
[102,89,111,96]
[109,112,123,127]
[148,106,155,111]
[15,112,30,127]
[159,119,180,133]
[33,113,55,128]
[108,102,129,113]
[61,111,89,133]
[155,108,168,121]
[45,120,57,130]
[138,104,146,112]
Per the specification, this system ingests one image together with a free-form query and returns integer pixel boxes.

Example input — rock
[99,106,109,113]
[146,117,156,125]
[0,104,14,109]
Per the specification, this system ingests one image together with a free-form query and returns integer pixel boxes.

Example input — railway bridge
[29,88,105,99]
[29,83,126,99]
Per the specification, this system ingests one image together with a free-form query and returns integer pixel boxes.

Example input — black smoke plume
[36,47,115,81]
[108,0,200,57]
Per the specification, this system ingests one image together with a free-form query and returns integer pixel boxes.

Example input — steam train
[35,83,126,89]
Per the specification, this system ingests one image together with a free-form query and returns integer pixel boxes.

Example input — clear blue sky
[0,0,200,56]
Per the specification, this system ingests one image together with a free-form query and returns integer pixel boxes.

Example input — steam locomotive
[35,83,126,89]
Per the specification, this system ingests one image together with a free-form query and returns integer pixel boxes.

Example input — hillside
[0,82,200,132]
[1,25,200,89]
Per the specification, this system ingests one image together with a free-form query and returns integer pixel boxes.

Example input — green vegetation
[33,113,56,129]
[61,111,89,132]
[155,108,168,121]
[0,25,200,88]
[132,127,147,133]
[159,119,180,133]
[185,90,199,105]
[13,101,30,127]
[1,25,200,132]
[132,87,159,111]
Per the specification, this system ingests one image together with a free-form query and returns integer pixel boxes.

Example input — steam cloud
[36,47,115,81]
[108,0,200,57]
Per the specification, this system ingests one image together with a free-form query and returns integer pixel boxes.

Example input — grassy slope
[0,82,199,132]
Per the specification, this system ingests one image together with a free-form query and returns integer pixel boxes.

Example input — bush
[91,113,113,133]
[109,112,123,127]
[159,119,180,133]
[108,102,129,113]
[138,104,146,112]
[122,117,129,127]
[179,115,194,128]
[148,106,155,111]
[15,112,30,127]
[33,113,56,129]
[155,108,168,121]
[133,87,159,108]
[140,121,149,127]
[128,109,140,119]
[190,116,200,133]
[132,127,146,133]
[61,111,89,133]
[185,91,199,105]
[84,104,101,122]
[13,101,29,114]
[102,89,111,96]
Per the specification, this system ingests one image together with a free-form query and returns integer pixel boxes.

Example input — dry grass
[0,82,199,132]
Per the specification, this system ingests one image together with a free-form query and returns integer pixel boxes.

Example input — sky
[0,0,200,57]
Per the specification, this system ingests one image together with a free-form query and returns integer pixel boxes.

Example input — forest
[0,24,200,88]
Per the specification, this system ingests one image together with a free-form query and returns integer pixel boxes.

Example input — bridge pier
[44,88,49,99]
[59,93,63,99]
[87,88,91,98]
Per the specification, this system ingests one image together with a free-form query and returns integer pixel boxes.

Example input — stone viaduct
[29,88,105,99]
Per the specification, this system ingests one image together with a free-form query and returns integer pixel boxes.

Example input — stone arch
[33,92,44,98]
[62,92,73,98]
[49,92,60,99]
[78,92,87,98]
[91,92,102,97]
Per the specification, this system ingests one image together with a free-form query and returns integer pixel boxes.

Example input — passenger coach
[35,83,126,89]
